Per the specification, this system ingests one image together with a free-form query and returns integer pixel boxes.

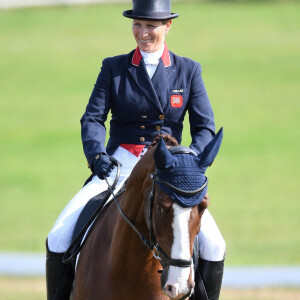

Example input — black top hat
[123,0,179,20]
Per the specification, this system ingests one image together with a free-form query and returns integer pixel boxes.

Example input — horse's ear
[198,128,223,168]
[154,137,175,169]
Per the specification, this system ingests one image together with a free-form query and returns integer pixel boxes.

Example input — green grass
[0,1,299,265]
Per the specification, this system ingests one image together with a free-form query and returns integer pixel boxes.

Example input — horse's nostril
[165,284,178,298]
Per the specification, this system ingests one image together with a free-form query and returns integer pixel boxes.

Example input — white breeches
[47,147,226,261]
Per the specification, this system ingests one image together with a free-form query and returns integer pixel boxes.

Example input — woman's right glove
[92,153,117,180]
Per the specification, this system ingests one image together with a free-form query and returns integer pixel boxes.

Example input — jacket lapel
[128,46,175,112]
[128,60,163,111]
[128,48,162,111]
[151,56,176,98]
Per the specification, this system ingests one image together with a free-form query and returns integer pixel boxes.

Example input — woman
[46,0,225,299]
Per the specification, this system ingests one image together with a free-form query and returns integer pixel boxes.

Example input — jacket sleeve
[187,63,215,154]
[80,58,112,168]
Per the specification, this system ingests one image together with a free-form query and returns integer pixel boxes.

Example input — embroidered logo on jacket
[170,95,183,108]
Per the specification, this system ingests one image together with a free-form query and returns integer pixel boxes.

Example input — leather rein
[107,146,208,269]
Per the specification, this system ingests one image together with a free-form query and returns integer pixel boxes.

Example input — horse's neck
[110,154,156,268]
[111,188,148,252]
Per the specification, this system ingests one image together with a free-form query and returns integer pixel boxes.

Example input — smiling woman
[45,0,225,299]
[132,19,172,53]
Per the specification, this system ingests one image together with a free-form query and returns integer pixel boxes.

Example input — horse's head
[146,128,223,300]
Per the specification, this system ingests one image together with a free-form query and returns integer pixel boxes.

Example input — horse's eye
[156,205,167,215]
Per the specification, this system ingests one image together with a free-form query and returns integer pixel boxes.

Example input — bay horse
[72,129,223,300]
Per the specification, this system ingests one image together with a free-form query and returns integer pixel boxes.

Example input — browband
[168,146,197,156]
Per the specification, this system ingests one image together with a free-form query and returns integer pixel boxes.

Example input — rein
[62,157,121,264]
[108,145,207,270]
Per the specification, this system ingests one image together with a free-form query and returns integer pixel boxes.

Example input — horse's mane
[148,134,179,149]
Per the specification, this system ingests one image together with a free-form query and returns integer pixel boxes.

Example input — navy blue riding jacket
[81,45,215,167]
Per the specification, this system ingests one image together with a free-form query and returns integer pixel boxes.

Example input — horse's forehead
[172,203,193,219]
[171,203,193,256]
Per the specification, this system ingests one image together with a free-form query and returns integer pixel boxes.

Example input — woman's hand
[92,153,117,180]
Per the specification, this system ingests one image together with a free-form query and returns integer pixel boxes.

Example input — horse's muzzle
[160,266,195,300]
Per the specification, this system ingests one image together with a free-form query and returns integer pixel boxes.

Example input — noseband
[108,146,207,270]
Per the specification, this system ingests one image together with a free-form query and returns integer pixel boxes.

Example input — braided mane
[149,134,179,149]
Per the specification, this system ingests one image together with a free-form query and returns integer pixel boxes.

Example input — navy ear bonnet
[154,128,223,208]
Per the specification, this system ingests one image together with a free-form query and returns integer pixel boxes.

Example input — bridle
[108,145,208,270]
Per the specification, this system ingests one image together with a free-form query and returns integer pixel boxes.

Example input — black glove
[92,153,117,180]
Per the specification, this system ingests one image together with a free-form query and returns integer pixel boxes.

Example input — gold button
[140,125,145,129]
[140,137,145,142]
[156,126,161,131]
[159,115,164,120]
[141,115,147,119]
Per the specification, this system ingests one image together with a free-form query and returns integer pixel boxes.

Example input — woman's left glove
[92,153,117,180]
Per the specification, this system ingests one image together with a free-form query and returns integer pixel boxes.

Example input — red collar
[131,43,171,67]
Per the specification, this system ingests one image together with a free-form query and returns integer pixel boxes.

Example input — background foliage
[0,0,299,265]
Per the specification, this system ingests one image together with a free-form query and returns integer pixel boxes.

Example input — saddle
[62,181,127,271]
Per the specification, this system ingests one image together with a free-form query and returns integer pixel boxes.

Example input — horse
[71,129,223,300]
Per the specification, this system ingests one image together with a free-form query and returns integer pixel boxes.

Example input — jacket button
[141,115,147,119]
[156,126,161,131]
[140,125,145,129]
[140,137,145,142]
[159,115,164,120]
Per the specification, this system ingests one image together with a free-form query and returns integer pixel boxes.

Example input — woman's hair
[162,19,171,25]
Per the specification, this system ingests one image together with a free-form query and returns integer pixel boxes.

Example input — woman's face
[132,19,172,53]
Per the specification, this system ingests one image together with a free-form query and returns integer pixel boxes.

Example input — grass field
[1,277,300,300]
[0,0,299,267]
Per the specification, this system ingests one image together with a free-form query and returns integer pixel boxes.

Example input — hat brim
[123,10,179,20]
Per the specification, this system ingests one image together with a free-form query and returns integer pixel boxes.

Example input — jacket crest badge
[170,95,183,108]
